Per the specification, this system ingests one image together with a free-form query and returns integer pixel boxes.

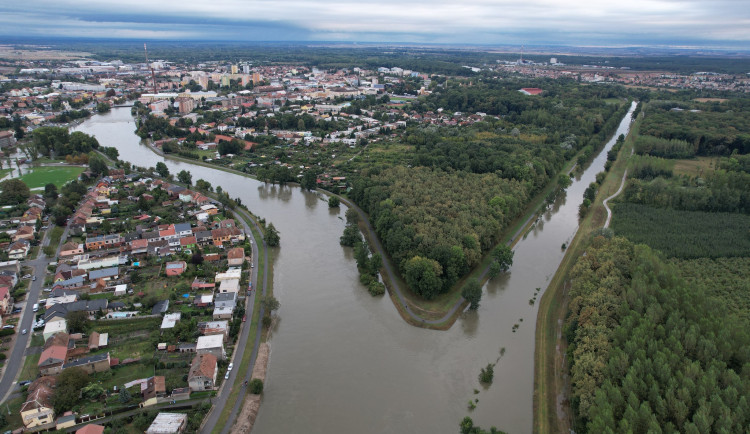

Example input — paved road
[0,225,57,403]
[200,205,269,434]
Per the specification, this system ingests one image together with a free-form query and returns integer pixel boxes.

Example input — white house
[196,334,226,360]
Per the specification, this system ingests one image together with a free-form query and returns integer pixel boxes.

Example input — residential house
[211,228,231,246]
[194,293,213,307]
[191,278,214,291]
[142,376,167,400]
[38,340,68,376]
[43,319,68,341]
[214,292,237,310]
[0,260,20,273]
[161,313,181,330]
[196,334,226,360]
[148,240,172,257]
[44,299,108,321]
[52,275,85,290]
[20,376,56,429]
[226,247,245,266]
[55,411,78,430]
[59,241,84,258]
[152,300,169,315]
[218,279,240,294]
[146,412,188,434]
[88,331,109,351]
[0,286,11,315]
[85,234,123,251]
[77,254,122,270]
[195,230,213,246]
[188,353,218,392]
[198,320,229,338]
[173,223,192,238]
[8,240,30,259]
[12,225,35,242]
[76,424,105,434]
[179,236,196,250]
[212,306,233,319]
[62,352,111,374]
[215,268,241,282]
[165,261,187,276]
[129,238,149,255]
[88,267,119,282]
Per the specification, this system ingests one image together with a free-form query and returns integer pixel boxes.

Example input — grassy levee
[533,112,640,434]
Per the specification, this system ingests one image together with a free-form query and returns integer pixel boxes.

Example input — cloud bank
[1,0,749,47]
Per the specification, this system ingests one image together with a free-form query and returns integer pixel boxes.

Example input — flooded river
[73,101,636,433]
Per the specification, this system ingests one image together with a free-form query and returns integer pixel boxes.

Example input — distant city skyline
[1,0,749,49]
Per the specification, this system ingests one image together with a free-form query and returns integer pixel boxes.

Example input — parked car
[224,372,230,380]
[242,315,247,322]
[2,325,14,329]
[18,380,31,387]
[227,363,234,372]
[43,288,52,292]
[32,276,36,281]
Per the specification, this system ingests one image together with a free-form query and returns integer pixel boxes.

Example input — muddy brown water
[73,102,636,433]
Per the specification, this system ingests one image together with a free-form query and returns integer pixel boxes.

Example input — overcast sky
[1,0,749,48]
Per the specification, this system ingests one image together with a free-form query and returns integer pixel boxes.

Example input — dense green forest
[566,236,750,433]
[639,100,750,155]
[349,82,630,298]
[671,257,750,323]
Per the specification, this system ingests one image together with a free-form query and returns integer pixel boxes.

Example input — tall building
[177,97,195,114]
[242,64,250,74]
[197,75,208,90]
[252,72,262,84]
[231,65,238,74]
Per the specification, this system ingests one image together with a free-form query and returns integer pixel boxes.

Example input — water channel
[73,101,636,433]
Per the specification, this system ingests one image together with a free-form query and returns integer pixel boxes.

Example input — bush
[328,196,340,208]
[0,329,14,337]
[249,378,263,394]
[367,281,385,296]
[478,363,494,384]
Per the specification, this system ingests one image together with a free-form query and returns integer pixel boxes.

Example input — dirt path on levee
[231,343,270,433]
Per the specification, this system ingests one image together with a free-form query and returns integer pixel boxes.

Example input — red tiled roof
[39,345,67,365]
[76,424,105,434]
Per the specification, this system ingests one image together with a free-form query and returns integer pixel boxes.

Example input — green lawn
[19,166,84,189]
